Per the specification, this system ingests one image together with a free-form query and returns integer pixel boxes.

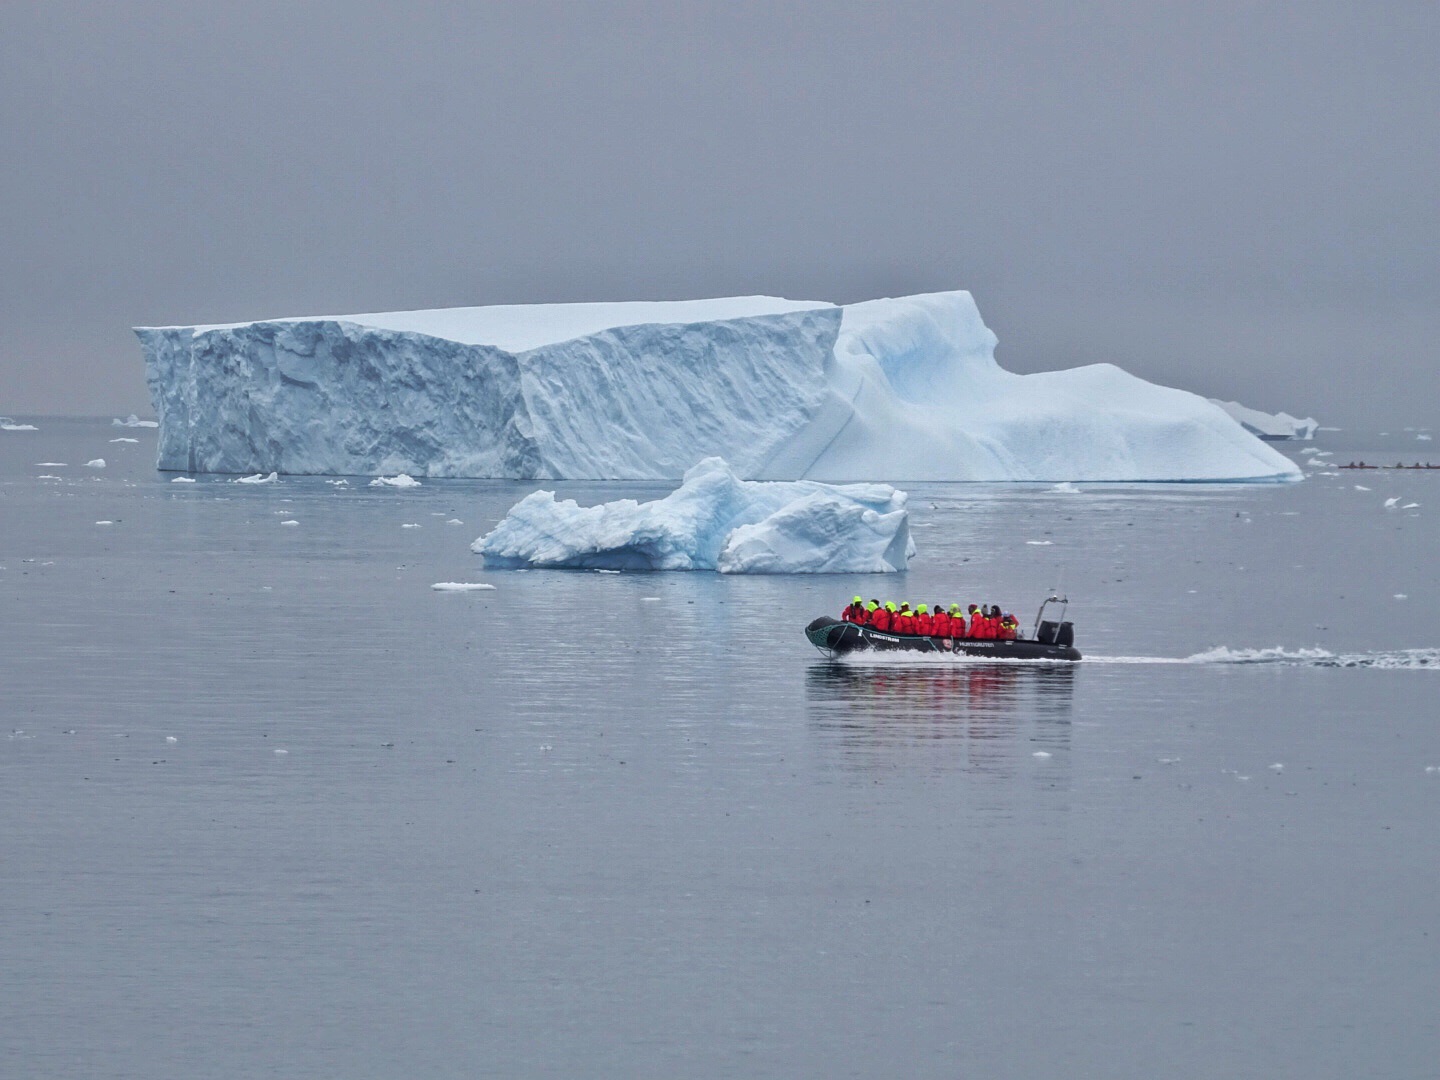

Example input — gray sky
[2,0,1436,426]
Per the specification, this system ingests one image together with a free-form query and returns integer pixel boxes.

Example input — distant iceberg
[112,414,159,428]
[474,457,913,573]
[1208,400,1317,441]
[1,417,39,431]
[139,291,1300,482]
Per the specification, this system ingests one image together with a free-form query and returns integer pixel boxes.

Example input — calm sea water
[3,419,1438,1079]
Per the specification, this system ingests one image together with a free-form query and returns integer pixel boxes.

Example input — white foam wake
[1089,647,1440,670]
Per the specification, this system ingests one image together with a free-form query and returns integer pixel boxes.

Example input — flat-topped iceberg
[1208,399,1318,441]
[474,457,914,573]
[139,290,1300,482]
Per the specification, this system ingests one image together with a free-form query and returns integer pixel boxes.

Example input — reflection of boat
[805,661,1076,770]
[804,596,1081,662]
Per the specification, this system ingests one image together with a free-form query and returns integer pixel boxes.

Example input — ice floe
[475,457,913,573]
[431,582,496,592]
[369,474,421,488]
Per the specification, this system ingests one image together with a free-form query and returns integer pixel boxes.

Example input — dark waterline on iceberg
[3,419,1439,1080]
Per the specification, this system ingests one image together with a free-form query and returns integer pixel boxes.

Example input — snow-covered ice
[1209,400,1318,440]
[170,477,196,483]
[369,474,421,488]
[1,417,38,431]
[280,519,299,526]
[110,437,140,444]
[431,582,496,592]
[84,459,105,469]
[474,457,914,573]
[113,414,158,428]
[139,291,1299,482]
[234,472,279,484]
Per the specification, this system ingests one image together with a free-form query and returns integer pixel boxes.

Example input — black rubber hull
[805,616,1081,662]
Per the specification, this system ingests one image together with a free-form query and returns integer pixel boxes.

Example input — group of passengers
[840,597,1020,640]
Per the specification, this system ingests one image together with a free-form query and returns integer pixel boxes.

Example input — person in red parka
[914,604,932,636]
[966,605,982,638]
[872,603,894,633]
[1000,613,1018,639]
[948,604,966,638]
[932,604,951,638]
[842,596,863,622]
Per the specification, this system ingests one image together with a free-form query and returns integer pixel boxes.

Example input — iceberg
[139,291,1299,482]
[1208,399,1318,441]
[474,457,913,573]
[113,414,159,428]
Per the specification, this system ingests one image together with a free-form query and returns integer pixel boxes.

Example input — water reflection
[805,661,1076,776]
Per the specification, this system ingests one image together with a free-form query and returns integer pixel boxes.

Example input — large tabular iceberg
[139,290,1300,481]
[475,457,914,573]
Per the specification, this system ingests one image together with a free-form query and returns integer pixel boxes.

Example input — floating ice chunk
[1,417,38,431]
[430,582,496,591]
[95,520,114,525]
[280,519,299,526]
[234,472,279,484]
[35,462,66,466]
[326,479,349,486]
[370,474,422,488]
[1268,763,1284,772]
[446,519,464,525]
[273,748,288,755]
[1157,757,1180,764]
[1419,434,1433,441]
[1050,482,1081,493]
[1025,540,1053,545]
[84,458,106,468]
[477,458,912,574]
[1402,502,1420,509]
[1354,485,1371,491]
[401,523,422,528]
[1032,751,1052,759]
[166,736,178,744]
[1209,400,1318,440]
[1394,594,1408,600]
[112,414,158,427]
[642,596,660,601]
[37,475,63,480]
[110,438,140,444]
[1384,497,1401,508]
[1426,766,1438,774]
[595,568,621,574]
[171,477,196,483]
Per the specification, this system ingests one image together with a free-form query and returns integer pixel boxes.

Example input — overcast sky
[2,0,1436,425]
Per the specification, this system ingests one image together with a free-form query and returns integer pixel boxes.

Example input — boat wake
[1088,646,1440,670]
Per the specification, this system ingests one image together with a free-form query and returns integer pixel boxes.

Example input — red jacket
[915,613,933,636]
[932,611,951,637]
[871,609,892,633]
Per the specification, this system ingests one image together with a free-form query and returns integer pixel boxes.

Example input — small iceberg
[370,474,422,489]
[110,437,140,444]
[431,582,496,592]
[474,457,913,574]
[1208,399,1318,441]
[234,472,279,484]
[84,458,106,469]
[170,477,196,483]
[0,417,38,431]
[113,414,159,428]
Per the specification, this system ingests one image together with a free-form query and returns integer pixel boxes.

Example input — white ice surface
[431,582,497,592]
[141,291,1300,482]
[112,415,159,428]
[369,474,422,488]
[474,457,913,573]
[1209,399,1318,440]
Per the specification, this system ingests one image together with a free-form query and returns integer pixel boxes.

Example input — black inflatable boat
[805,595,1081,662]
